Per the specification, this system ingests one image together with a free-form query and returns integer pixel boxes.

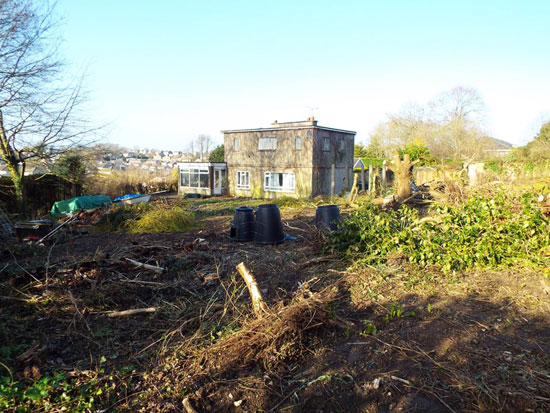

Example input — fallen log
[124,258,165,273]
[107,307,157,318]
[236,262,268,318]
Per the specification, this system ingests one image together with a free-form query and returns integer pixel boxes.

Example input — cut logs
[236,262,268,318]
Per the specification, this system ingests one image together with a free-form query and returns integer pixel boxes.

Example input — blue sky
[57,0,550,150]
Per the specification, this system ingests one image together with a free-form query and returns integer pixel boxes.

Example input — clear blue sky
[57,0,550,150]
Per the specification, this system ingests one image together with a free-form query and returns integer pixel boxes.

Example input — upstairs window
[339,139,345,151]
[322,137,330,151]
[233,138,239,151]
[264,171,295,192]
[295,137,302,150]
[258,137,277,150]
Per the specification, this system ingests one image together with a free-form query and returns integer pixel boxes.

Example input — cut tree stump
[392,151,419,202]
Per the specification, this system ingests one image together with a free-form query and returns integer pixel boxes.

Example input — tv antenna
[307,106,318,118]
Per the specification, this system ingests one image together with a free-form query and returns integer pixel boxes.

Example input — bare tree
[0,0,93,213]
[368,86,490,161]
[186,134,213,160]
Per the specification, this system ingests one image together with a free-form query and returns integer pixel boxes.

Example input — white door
[214,169,222,195]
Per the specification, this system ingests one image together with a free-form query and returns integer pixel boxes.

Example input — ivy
[327,192,550,273]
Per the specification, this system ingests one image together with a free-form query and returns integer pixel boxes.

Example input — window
[258,137,277,150]
[236,171,250,189]
[322,137,330,151]
[233,138,239,151]
[264,172,295,192]
[295,137,302,150]
[339,139,345,151]
[180,167,209,189]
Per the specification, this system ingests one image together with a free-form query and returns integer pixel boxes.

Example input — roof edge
[221,125,356,135]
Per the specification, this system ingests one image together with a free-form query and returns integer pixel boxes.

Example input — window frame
[180,167,210,189]
[322,137,330,152]
[236,170,250,190]
[264,171,296,193]
[258,137,277,151]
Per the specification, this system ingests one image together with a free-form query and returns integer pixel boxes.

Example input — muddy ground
[1,198,550,412]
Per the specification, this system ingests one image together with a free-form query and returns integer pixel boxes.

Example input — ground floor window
[264,171,295,192]
[236,171,250,189]
[180,167,209,189]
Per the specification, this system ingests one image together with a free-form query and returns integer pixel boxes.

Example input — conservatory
[177,162,227,197]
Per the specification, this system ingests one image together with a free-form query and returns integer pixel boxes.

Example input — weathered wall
[312,129,355,196]
[224,126,355,197]
[225,128,313,197]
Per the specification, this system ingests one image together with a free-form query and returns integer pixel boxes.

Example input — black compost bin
[315,204,341,231]
[254,204,284,245]
[230,206,255,242]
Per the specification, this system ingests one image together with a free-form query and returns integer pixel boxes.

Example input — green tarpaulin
[51,195,112,218]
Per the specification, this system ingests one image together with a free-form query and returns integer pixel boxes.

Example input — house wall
[224,129,314,198]
[224,125,355,198]
[312,129,355,196]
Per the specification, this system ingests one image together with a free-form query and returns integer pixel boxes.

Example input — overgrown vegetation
[94,203,197,233]
[328,192,550,273]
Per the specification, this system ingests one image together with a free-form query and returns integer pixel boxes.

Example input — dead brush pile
[199,296,334,373]
[151,286,341,403]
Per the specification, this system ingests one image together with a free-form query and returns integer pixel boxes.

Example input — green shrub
[327,193,550,273]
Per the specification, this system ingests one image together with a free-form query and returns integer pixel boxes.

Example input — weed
[384,303,415,322]
[359,321,377,336]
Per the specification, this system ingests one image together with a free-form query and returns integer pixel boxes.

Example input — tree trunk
[392,152,416,202]
[0,112,27,215]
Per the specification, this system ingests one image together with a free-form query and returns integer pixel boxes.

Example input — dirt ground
[1,198,550,412]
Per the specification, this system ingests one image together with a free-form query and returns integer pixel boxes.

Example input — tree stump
[392,151,418,202]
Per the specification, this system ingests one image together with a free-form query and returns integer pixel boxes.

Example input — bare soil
[1,199,549,412]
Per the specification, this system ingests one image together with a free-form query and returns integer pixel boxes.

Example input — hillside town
[0,146,215,177]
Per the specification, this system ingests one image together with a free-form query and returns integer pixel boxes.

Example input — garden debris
[124,257,165,273]
[107,307,157,318]
[182,397,199,413]
[236,262,268,318]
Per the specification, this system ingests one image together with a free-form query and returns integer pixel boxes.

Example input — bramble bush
[327,192,550,273]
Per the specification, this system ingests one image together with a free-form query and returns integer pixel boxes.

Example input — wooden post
[348,173,359,201]
[236,262,268,318]
[345,165,349,191]
[330,164,335,197]
[360,164,366,191]
[382,160,387,187]
[368,165,373,194]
